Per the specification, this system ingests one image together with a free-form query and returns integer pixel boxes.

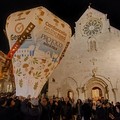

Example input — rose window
[82,18,102,36]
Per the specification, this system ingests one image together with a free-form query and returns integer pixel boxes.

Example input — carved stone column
[112,88,117,103]
[79,86,86,100]
[76,87,80,99]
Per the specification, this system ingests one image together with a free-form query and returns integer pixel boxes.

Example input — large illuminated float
[4,6,71,98]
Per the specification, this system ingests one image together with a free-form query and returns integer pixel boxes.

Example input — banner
[5,6,71,97]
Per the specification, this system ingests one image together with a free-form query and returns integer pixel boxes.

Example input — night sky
[0,0,120,54]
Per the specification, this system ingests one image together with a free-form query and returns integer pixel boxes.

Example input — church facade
[48,6,120,103]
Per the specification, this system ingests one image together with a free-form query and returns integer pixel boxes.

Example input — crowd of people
[0,93,120,120]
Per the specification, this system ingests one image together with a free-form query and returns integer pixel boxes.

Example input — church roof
[75,6,120,36]
[76,6,108,23]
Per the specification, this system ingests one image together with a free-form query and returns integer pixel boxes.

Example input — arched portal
[81,77,110,100]
[86,79,108,100]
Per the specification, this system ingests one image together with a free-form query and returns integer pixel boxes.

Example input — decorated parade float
[1,6,71,98]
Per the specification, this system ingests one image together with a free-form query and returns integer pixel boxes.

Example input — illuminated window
[92,87,102,100]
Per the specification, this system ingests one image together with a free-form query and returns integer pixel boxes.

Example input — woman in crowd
[76,99,83,120]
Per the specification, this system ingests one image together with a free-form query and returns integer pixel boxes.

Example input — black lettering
[27,34,32,39]
[10,34,32,41]
[41,34,63,49]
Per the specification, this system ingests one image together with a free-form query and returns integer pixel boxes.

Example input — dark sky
[0,0,120,54]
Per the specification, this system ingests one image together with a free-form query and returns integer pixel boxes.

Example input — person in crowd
[82,99,92,120]
[0,96,9,120]
[48,96,54,120]
[61,96,72,120]
[6,97,22,120]
[76,99,83,120]
[96,100,107,120]
[52,97,61,120]
[106,102,115,120]
[40,97,50,120]
[59,97,65,106]
[69,98,76,120]
[21,97,42,120]
[91,102,97,120]
[114,104,120,120]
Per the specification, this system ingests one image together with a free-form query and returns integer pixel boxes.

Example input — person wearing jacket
[21,97,42,120]
[61,97,72,120]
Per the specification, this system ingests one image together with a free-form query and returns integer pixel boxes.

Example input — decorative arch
[60,77,79,99]
[80,75,116,102]
[63,77,78,88]
[81,75,112,89]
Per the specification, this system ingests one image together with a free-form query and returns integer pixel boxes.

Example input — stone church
[48,6,120,103]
